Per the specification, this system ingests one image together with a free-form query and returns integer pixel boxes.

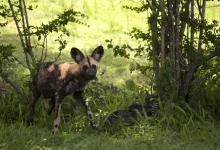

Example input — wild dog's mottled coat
[28,46,104,132]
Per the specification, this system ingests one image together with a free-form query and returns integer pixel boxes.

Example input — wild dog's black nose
[87,69,96,76]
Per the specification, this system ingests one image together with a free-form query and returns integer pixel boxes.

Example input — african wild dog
[27,46,104,132]
[106,95,159,126]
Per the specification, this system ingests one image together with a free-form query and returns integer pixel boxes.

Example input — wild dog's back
[35,62,59,98]
[35,62,80,98]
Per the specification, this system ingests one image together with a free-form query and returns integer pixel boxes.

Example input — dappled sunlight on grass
[1,0,220,149]
[0,119,219,150]
[1,0,149,86]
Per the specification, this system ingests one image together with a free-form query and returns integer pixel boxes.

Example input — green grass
[0,118,220,149]
[1,83,220,149]
[1,0,220,149]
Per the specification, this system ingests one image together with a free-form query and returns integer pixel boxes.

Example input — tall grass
[1,80,220,149]
[1,0,220,149]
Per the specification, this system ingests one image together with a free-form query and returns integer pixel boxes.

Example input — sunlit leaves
[106,39,130,58]
[0,44,14,61]
[28,8,87,62]
[0,3,10,27]
[30,9,88,38]
[0,44,15,71]
[123,1,149,13]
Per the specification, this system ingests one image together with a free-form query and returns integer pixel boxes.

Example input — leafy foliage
[30,8,88,62]
[0,3,10,27]
[0,0,220,149]
[31,9,87,38]
[0,44,15,71]
[106,0,220,120]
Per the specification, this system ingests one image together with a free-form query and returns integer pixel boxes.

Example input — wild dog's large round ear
[71,48,85,63]
[91,46,104,62]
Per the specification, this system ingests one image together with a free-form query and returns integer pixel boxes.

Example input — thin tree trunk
[159,0,166,69]
[182,0,206,98]
[21,0,36,68]
[191,0,195,47]
[168,0,175,79]
[179,0,191,44]
[175,0,180,94]
[8,0,33,76]
[151,0,160,97]
[198,0,206,53]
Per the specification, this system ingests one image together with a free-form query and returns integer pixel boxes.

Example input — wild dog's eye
[83,65,88,70]
[92,64,96,69]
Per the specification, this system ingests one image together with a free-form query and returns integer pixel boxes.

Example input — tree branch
[146,0,152,10]
[168,0,176,78]
[191,0,195,47]
[199,61,220,86]
[175,0,180,87]
[205,51,220,61]
[21,0,36,68]
[179,0,191,43]
[8,0,25,52]
[12,55,29,69]
[150,0,161,97]
[206,4,220,8]
[0,73,26,98]
[8,0,32,75]
[196,0,202,16]
[159,0,165,68]
[179,52,189,70]
[126,44,139,51]
[197,0,206,53]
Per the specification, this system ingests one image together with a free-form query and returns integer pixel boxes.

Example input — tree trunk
[174,0,180,94]
[182,0,206,98]
[8,0,36,78]
[198,0,206,54]
[179,0,191,45]
[191,0,195,47]
[168,0,176,80]
[151,0,160,97]
[159,0,166,69]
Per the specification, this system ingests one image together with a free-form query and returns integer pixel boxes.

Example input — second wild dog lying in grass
[27,46,104,132]
[106,96,159,125]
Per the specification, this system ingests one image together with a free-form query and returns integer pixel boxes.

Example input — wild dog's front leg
[47,97,55,115]
[27,81,41,126]
[73,91,100,131]
[53,91,64,132]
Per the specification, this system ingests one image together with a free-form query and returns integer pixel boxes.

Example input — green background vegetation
[0,0,220,149]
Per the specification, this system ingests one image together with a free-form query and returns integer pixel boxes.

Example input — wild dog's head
[71,46,104,80]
